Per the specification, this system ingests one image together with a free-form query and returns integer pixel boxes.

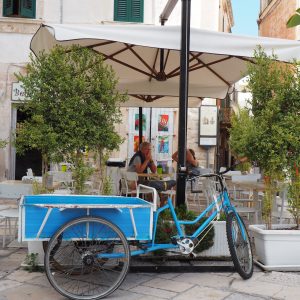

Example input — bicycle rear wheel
[226,212,253,279]
[44,217,130,300]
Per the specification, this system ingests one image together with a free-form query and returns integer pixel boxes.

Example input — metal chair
[120,171,154,200]
[0,208,19,247]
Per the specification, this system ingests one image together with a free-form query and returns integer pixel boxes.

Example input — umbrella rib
[101,43,134,60]
[167,52,203,78]
[125,43,159,77]
[149,49,160,82]
[132,95,163,102]
[86,40,116,49]
[164,50,171,70]
[93,49,156,79]
[191,54,232,86]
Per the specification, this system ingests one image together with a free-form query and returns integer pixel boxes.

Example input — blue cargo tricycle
[19,170,253,300]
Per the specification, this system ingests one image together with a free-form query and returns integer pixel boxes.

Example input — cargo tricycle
[19,170,253,300]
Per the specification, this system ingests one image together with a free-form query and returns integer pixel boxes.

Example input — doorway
[14,109,42,180]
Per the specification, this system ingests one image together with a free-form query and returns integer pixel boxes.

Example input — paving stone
[273,286,300,300]
[0,279,22,292]
[175,272,233,289]
[142,277,194,292]
[0,282,65,300]
[109,289,166,300]
[260,271,300,287]
[28,275,52,288]
[231,276,283,298]
[7,269,43,282]
[225,293,267,300]
[129,285,177,299]
[120,272,156,290]
[157,272,182,279]
[173,285,231,300]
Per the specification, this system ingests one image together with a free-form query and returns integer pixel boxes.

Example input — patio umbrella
[30,23,300,103]
[30,23,300,203]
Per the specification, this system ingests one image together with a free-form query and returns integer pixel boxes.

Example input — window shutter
[114,0,129,22]
[20,0,36,18]
[3,0,13,17]
[114,0,143,23]
[131,0,143,23]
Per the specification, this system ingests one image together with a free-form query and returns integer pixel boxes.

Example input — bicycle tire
[226,212,253,279]
[44,217,130,300]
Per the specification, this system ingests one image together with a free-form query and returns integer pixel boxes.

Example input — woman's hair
[189,149,196,160]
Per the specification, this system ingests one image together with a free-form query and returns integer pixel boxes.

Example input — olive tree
[16,45,127,193]
[229,48,300,229]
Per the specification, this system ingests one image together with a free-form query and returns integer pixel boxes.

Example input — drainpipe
[60,0,63,23]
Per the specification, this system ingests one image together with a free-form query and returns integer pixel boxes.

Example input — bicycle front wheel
[226,212,253,279]
[44,217,130,300]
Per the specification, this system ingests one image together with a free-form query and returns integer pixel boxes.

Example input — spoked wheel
[226,212,253,279]
[44,217,130,300]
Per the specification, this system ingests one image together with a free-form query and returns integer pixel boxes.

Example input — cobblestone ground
[1,247,300,300]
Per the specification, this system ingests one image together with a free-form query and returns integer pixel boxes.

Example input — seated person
[128,141,157,174]
[172,148,198,169]
[128,142,176,199]
[172,148,209,176]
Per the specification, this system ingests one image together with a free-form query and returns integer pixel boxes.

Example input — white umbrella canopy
[30,23,300,107]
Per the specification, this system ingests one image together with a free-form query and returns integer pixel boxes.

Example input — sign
[199,105,218,146]
[12,82,26,101]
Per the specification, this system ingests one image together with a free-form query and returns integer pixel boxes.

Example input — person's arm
[172,151,178,162]
[187,150,198,167]
[149,159,157,173]
[135,158,150,173]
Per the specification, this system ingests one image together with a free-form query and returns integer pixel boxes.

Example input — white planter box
[197,221,230,257]
[249,224,300,271]
[27,241,44,265]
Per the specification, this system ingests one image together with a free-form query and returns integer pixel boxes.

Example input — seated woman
[172,148,200,176]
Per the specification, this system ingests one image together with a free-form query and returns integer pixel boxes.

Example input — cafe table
[137,173,173,180]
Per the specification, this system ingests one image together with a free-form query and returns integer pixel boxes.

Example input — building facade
[259,0,300,39]
[0,0,233,180]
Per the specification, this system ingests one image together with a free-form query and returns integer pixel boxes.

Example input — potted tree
[16,45,127,194]
[17,45,127,265]
[229,48,300,270]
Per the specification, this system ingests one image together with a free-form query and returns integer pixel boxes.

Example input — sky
[231,0,260,36]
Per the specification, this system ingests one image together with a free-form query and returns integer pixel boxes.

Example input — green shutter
[20,0,36,18]
[114,0,143,23]
[131,0,143,22]
[3,0,13,17]
[114,0,129,21]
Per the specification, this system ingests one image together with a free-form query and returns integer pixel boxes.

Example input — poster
[199,105,218,146]
[157,136,169,153]
[199,106,217,136]
[158,114,169,132]
[135,114,146,131]
[134,135,145,152]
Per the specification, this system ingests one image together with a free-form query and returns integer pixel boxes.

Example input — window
[3,0,36,19]
[114,0,143,23]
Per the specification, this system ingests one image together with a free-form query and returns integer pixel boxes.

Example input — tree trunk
[41,153,48,188]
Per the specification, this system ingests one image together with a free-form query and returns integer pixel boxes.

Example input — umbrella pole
[176,0,191,207]
[139,107,143,145]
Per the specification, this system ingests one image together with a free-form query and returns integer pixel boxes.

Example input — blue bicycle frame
[127,173,248,257]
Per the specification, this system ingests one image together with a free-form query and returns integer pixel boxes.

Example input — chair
[185,176,204,211]
[230,174,262,224]
[120,171,154,200]
[0,208,19,247]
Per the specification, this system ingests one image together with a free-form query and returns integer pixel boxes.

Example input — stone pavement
[1,246,300,300]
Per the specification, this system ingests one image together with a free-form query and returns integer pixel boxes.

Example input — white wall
[43,0,113,24]
[0,33,32,63]
[154,0,220,29]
